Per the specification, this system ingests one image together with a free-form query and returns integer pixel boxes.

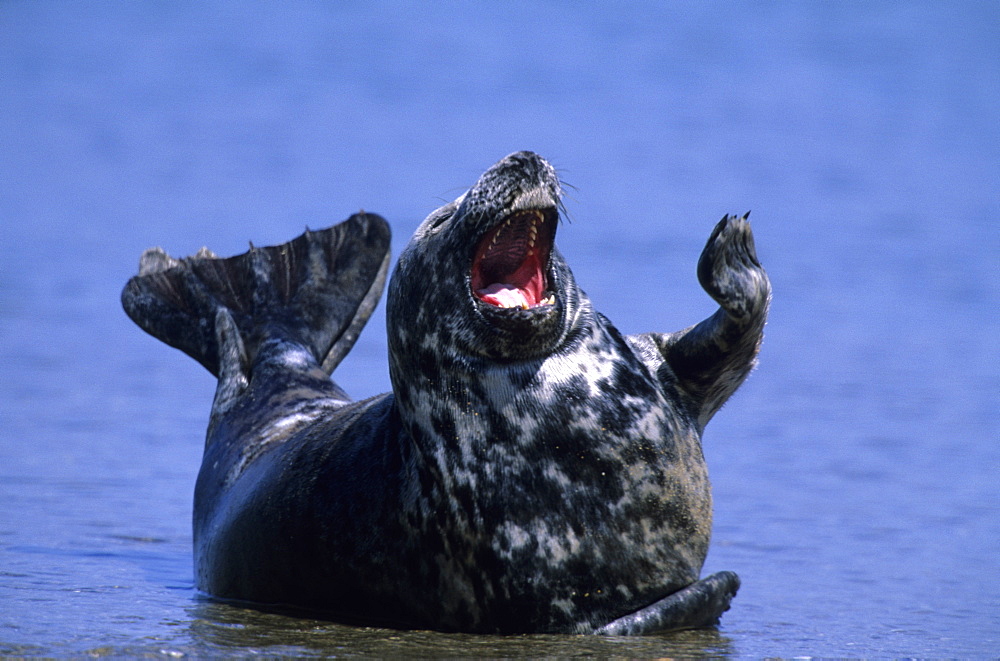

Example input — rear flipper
[592,571,740,636]
[121,213,391,388]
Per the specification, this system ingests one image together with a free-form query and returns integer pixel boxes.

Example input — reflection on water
[181,600,735,658]
[2,1,997,657]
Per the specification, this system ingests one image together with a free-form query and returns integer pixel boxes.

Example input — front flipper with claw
[697,212,769,323]
[641,213,771,429]
[592,571,741,636]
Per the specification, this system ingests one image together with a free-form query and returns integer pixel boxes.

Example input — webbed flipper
[642,214,771,428]
[593,571,740,636]
[121,213,391,379]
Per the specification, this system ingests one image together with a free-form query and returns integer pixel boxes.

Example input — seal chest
[122,151,770,634]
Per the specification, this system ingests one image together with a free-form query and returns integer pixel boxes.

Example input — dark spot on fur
[554,374,589,404]
[508,363,540,390]
[415,347,438,380]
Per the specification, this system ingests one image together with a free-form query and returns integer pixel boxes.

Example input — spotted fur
[121,152,770,634]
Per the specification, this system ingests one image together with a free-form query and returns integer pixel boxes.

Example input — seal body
[122,151,770,634]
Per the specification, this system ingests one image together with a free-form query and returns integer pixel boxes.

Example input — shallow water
[2,2,998,657]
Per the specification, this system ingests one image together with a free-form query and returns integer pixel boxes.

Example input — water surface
[1,2,997,657]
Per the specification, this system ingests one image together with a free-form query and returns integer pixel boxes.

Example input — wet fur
[121,152,769,634]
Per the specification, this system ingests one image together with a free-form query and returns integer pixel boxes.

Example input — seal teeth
[472,207,555,310]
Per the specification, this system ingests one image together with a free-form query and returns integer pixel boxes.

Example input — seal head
[390,151,579,361]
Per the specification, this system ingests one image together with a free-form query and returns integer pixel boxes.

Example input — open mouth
[471,209,556,310]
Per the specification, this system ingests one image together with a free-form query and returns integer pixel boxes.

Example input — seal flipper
[592,571,740,636]
[121,213,391,382]
[641,214,771,428]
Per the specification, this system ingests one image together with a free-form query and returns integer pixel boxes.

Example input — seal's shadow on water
[185,598,737,657]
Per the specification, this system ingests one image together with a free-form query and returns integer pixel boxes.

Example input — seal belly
[393,319,713,632]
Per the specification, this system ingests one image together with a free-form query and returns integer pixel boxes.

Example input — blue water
[2,2,997,657]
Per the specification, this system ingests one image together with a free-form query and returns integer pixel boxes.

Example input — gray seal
[122,151,770,635]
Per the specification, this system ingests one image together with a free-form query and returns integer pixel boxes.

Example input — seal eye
[471,209,555,309]
[422,204,456,234]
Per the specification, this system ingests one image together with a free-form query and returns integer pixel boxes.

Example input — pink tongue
[476,283,529,308]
